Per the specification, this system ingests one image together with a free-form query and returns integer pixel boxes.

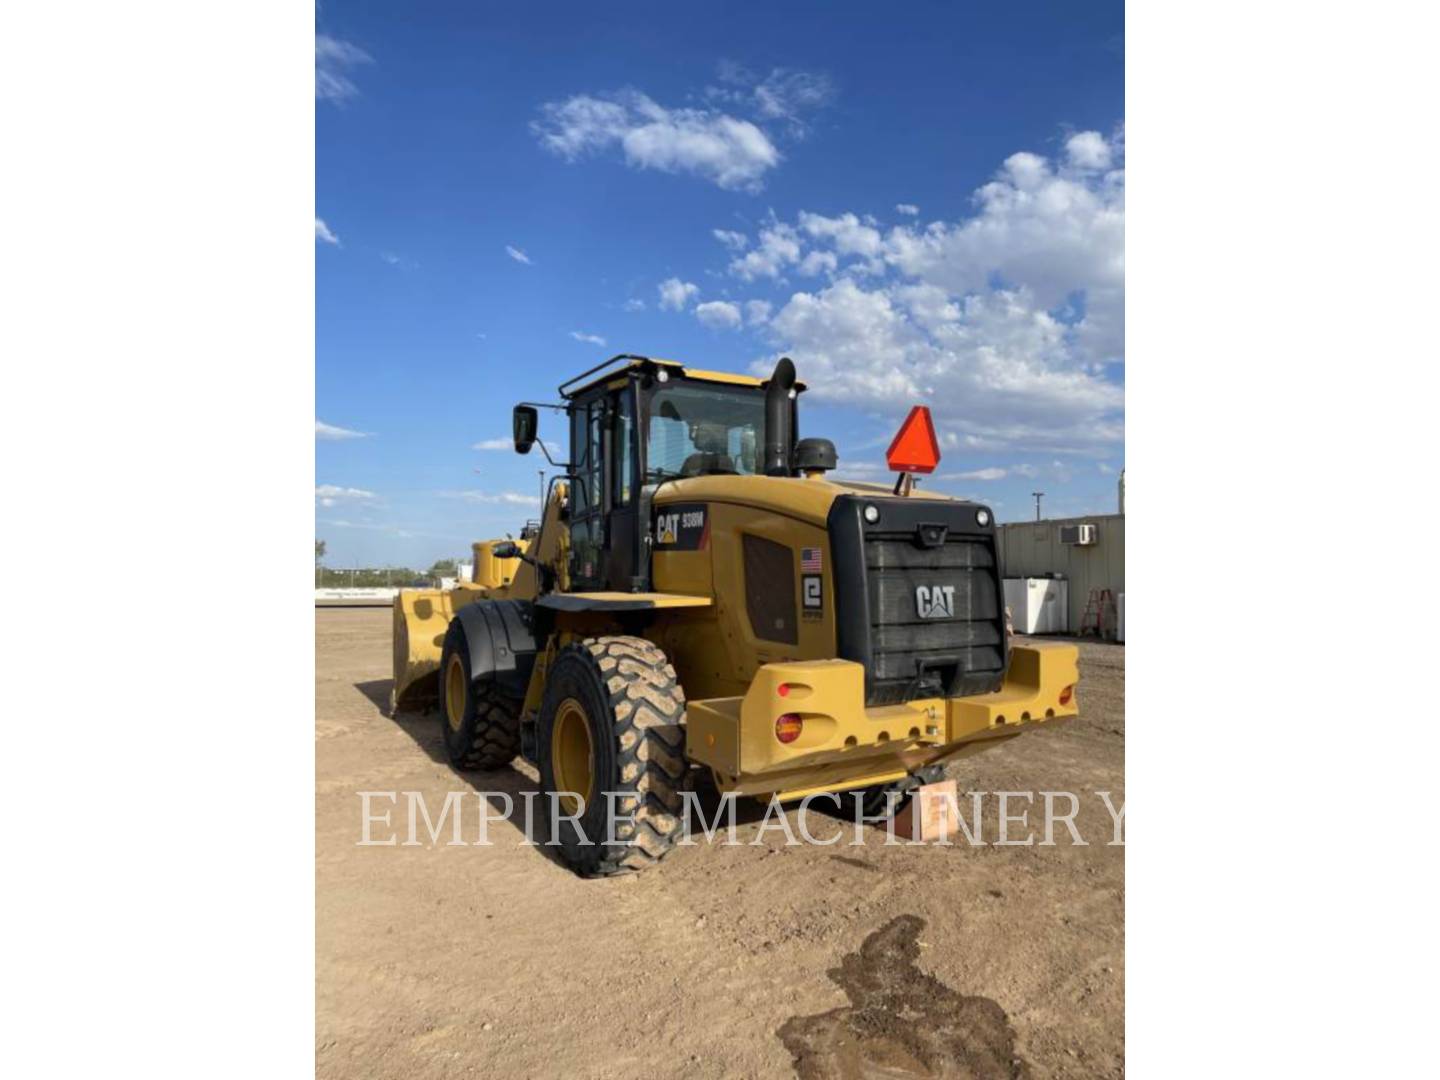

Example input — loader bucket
[391,588,457,714]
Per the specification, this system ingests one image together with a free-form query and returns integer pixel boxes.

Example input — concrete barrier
[315,588,400,608]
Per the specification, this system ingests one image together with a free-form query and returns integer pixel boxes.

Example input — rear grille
[865,533,1004,704]
[827,495,1008,707]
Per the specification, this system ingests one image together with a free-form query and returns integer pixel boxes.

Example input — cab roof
[559,354,805,400]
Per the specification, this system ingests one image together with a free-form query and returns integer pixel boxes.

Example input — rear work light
[775,714,803,744]
[1059,685,1074,706]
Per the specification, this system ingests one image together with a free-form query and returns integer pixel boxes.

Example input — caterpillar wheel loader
[392,354,1079,877]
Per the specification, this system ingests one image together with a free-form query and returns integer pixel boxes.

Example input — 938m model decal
[653,503,709,551]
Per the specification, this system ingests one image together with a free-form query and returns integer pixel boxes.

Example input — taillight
[1059,685,1074,706]
[777,683,791,698]
[775,714,803,744]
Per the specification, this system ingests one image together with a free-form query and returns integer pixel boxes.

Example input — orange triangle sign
[885,405,941,474]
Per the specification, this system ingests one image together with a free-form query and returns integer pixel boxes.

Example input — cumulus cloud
[896,203,920,216]
[472,438,513,451]
[745,299,773,326]
[316,484,377,508]
[315,218,340,245]
[570,330,607,346]
[623,298,646,312]
[505,245,532,265]
[728,222,802,280]
[720,130,1123,452]
[658,277,700,311]
[695,301,743,330]
[738,129,1124,452]
[316,420,367,440]
[316,35,371,103]
[532,90,780,191]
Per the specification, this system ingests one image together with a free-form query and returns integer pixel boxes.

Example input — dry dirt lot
[316,608,1124,1079]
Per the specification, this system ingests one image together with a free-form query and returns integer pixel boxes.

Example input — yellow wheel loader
[393,354,1079,876]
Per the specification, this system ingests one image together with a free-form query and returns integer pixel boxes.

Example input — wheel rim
[444,654,467,733]
[551,697,594,815]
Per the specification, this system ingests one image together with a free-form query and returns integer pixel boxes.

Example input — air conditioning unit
[1059,523,1098,546]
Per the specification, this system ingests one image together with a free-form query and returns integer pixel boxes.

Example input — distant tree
[315,539,326,564]
[429,558,458,575]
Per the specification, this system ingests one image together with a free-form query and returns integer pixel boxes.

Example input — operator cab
[510,355,813,593]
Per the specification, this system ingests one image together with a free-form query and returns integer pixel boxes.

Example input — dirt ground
[316,608,1124,1079]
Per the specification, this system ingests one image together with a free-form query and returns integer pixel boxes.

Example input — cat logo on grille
[915,584,957,620]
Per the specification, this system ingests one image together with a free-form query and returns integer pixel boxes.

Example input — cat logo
[915,584,957,620]
[656,512,679,546]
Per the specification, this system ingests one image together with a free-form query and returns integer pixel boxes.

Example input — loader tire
[537,636,686,877]
[857,764,946,820]
[439,618,521,770]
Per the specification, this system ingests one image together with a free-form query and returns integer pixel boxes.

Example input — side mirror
[492,541,522,559]
[512,405,538,454]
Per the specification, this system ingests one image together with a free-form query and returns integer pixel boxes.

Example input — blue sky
[316,1,1124,569]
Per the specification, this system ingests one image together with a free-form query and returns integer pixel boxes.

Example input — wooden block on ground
[892,779,960,842]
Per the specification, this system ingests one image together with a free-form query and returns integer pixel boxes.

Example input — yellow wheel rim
[444,654,467,733]
[551,697,594,815]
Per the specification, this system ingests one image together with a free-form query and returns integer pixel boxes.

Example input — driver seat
[680,451,736,476]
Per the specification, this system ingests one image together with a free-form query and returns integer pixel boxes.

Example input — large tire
[536,636,687,877]
[438,618,521,770]
[856,764,946,820]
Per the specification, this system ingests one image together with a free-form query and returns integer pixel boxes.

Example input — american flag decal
[800,547,823,573]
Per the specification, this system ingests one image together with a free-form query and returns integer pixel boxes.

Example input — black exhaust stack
[763,356,796,476]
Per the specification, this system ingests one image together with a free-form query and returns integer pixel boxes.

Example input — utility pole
[539,469,546,510]
[1032,492,1045,521]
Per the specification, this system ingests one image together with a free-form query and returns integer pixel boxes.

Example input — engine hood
[651,474,962,528]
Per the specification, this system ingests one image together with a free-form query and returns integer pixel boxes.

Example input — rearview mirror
[492,541,522,559]
[512,405,538,454]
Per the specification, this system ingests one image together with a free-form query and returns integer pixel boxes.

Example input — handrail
[557,353,653,399]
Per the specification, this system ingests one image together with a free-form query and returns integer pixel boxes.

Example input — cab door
[568,383,642,592]
[568,394,606,589]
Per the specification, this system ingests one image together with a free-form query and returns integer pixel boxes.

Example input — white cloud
[442,491,541,507]
[623,298,646,312]
[505,245,532,265]
[695,301,742,330]
[943,467,1008,481]
[745,299,773,326]
[532,90,780,191]
[729,222,802,280]
[316,484,377,508]
[315,218,340,245]
[658,277,700,311]
[316,35,372,103]
[380,252,417,271]
[570,330,607,346]
[316,420,367,440]
[709,63,836,138]
[799,211,884,259]
[472,438,513,451]
[895,203,920,216]
[797,250,838,277]
[882,132,1125,363]
[1065,130,1112,170]
[730,130,1123,452]
[712,228,749,251]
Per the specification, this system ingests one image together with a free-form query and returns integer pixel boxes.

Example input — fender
[453,599,538,700]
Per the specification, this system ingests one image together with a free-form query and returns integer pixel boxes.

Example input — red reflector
[1059,685,1074,706]
[777,683,790,697]
[885,405,941,474]
[775,714,803,744]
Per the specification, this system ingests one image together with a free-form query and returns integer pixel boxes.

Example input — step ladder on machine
[1080,588,1115,638]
